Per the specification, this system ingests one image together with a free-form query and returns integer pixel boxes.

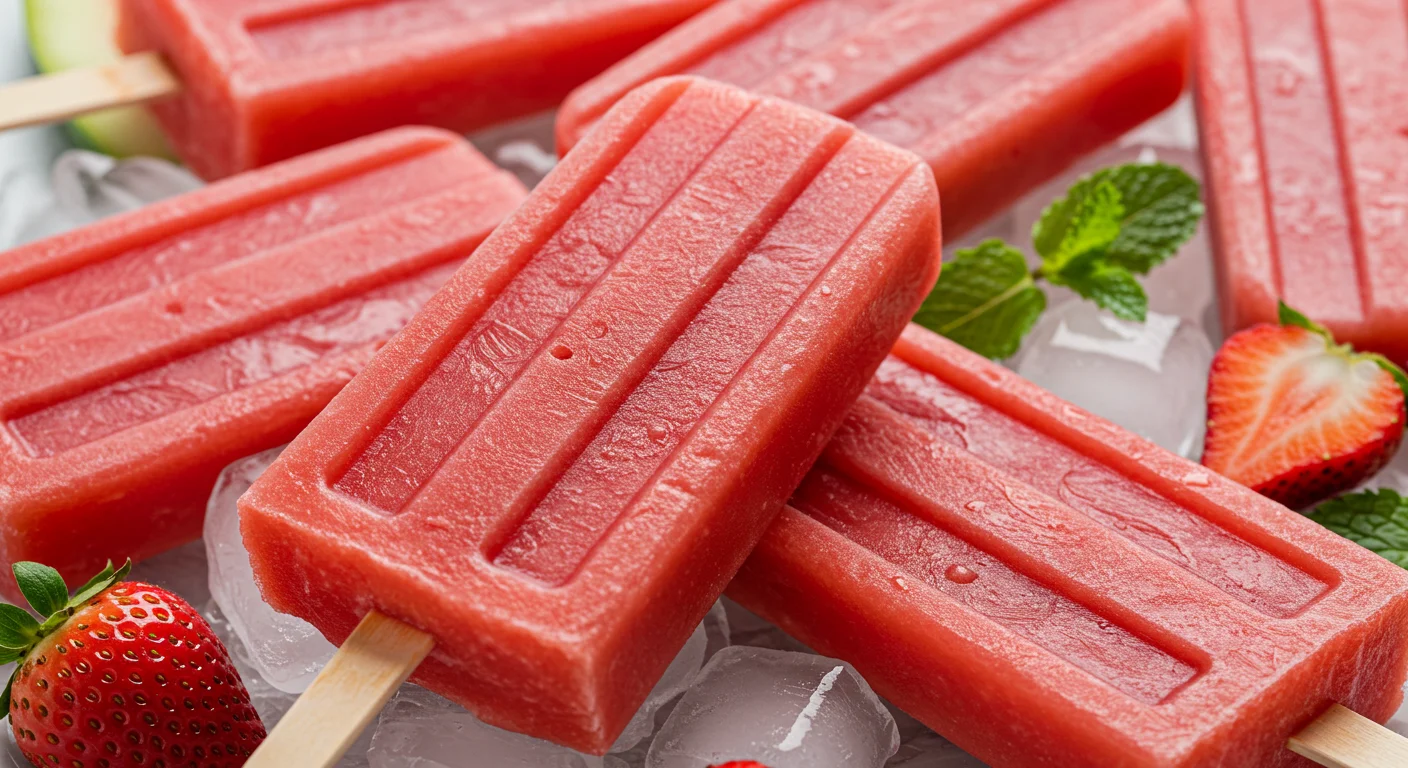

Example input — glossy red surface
[1195,0,1408,364]
[0,128,525,598]
[729,324,1408,767]
[558,0,1190,236]
[239,77,941,754]
[116,0,717,178]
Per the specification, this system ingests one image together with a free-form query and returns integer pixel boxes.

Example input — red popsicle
[0,127,526,599]
[728,324,1408,767]
[238,76,941,754]
[1194,0,1408,365]
[557,0,1190,236]
[113,0,717,179]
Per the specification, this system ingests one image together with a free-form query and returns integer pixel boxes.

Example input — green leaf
[0,605,38,649]
[0,666,16,720]
[1277,301,1333,339]
[1097,163,1203,273]
[68,559,129,608]
[1049,257,1149,322]
[1033,178,1124,268]
[12,562,68,618]
[0,648,22,666]
[1307,490,1408,568]
[913,240,1047,360]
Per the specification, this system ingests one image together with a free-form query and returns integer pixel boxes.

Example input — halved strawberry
[1202,303,1408,509]
[710,762,772,768]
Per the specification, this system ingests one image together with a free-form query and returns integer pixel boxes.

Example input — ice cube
[469,110,559,189]
[205,447,336,692]
[50,150,202,223]
[614,601,733,751]
[885,731,988,768]
[646,646,899,768]
[368,685,605,768]
[1013,303,1214,459]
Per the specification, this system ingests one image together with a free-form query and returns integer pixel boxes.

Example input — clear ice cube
[131,539,213,608]
[1013,303,1214,458]
[204,447,336,692]
[368,685,604,768]
[50,150,202,223]
[646,646,899,768]
[720,598,810,653]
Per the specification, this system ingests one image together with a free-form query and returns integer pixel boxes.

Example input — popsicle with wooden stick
[725,324,1408,768]
[0,0,717,178]
[237,75,943,761]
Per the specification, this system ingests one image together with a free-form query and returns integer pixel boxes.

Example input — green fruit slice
[24,0,175,159]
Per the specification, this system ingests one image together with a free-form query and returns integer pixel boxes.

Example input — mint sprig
[913,162,1203,359]
[0,560,131,714]
[1307,490,1408,569]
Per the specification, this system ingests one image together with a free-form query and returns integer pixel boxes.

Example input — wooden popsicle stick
[0,52,180,132]
[244,610,434,768]
[1290,704,1408,768]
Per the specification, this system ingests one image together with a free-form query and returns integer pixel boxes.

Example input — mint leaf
[1307,490,1408,568]
[12,562,67,618]
[1049,257,1148,322]
[1033,178,1123,268]
[0,605,38,650]
[1277,301,1333,339]
[913,240,1046,360]
[1096,163,1203,273]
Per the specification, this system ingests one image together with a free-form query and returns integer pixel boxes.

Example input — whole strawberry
[1,560,266,768]
[1203,303,1408,509]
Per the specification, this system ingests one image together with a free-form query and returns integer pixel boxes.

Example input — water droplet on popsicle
[944,565,978,584]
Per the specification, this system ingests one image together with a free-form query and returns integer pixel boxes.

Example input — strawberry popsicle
[1194,0,1408,365]
[729,324,1408,767]
[0,127,526,599]
[115,0,718,179]
[557,0,1190,237]
[238,76,942,754]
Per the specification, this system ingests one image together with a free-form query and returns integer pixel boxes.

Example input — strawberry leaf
[1277,301,1333,340]
[0,667,14,718]
[12,562,68,618]
[1307,490,1408,568]
[912,240,1046,360]
[0,605,38,650]
[68,559,130,609]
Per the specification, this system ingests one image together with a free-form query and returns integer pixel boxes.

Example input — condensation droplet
[820,285,833,297]
[944,565,978,584]
[587,321,608,339]
[647,424,669,442]
[964,500,986,513]
[890,576,909,592]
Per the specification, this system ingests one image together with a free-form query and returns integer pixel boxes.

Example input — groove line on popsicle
[333,88,760,515]
[797,411,1203,705]
[864,356,1330,618]
[491,129,912,585]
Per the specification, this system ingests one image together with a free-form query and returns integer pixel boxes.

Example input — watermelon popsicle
[0,127,526,599]
[1194,0,1408,365]
[103,0,717,179]
[557,0,1191,237]
[727,324,1408,767]
[238,75,942,755]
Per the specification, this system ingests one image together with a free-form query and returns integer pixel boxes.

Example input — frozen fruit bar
[1194,0,1408,365]
[558,0,1189,236]
[728,324,1408,767]
[0,127,526,600]
[238,76,941,754]
[116,0,717,179]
